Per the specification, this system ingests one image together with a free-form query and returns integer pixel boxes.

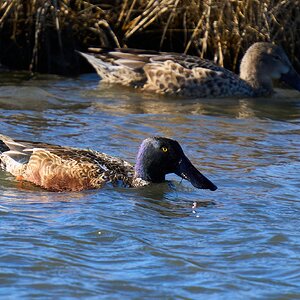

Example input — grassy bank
[0,0,299,75]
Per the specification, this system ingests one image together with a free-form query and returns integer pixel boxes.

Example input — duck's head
[240,42,300,94]
[134,137,217,191]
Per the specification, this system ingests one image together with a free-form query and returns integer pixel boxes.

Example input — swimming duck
[79,42,300,97]
[0,135,217,192]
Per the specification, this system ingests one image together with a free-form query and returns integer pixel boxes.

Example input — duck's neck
[134,158,149,181]
[134,150,165,183]
[240,56,273,96]
[134,160,165,183]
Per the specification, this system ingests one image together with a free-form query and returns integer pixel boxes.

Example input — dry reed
[0,0,299,74]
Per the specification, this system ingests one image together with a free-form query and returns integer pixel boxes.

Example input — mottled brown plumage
[79,42,300,97]
[0,134,139,191]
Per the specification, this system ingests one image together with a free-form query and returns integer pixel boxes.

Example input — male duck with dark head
[79,42,300,97]
[0,135,217,192]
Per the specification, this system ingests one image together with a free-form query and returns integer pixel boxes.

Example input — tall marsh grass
[0,0,299,74]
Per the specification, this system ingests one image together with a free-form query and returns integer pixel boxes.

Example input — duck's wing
[87,47,228,71]
[79,48,230,83]
[0,135,134,191]
[150,53,232,74]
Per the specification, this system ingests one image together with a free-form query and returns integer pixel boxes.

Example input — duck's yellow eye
[161,146,168,153]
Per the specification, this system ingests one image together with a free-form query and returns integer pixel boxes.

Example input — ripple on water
[0,74,300,298]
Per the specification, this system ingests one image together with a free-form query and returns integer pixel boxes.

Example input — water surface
[0,72,300,299]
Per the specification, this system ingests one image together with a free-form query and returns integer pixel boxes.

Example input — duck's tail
[0,135,30,176]
[78,52,117,79]
[78,51,147,87]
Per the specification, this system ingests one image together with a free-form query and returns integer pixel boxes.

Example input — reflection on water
[88,83,300,120]
[0,72,300,299]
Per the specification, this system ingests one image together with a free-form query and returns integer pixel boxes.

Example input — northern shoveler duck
[0,135,217,192]
[79,42,300,97]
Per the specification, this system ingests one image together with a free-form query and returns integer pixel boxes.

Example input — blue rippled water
[0,73,300,299]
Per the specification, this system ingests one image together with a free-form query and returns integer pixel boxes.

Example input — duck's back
[0,135,135,191]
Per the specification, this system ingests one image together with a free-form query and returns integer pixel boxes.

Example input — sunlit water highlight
[0,72,300,299]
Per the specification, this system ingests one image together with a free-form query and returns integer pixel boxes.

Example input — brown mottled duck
[79,42,300,97]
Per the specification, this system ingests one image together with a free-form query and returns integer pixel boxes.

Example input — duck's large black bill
[281,67,300,91]
[175,155,217,191]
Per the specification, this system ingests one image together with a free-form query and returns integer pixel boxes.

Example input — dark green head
[134,137,217,191]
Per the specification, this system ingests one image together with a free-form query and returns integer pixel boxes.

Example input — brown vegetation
[0,0,299,75]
